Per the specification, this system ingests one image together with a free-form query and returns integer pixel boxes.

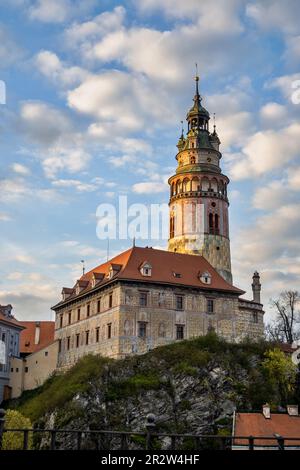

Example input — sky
[0,0,300,322]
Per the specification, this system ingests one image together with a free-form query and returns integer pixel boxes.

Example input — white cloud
[11,162,31,175]
[260,102,288,127]
[68,71,177,134]
[64,6,125,46]
[35,50,88,87]
[52,178,100,192]
[132,182,167,194]
[28,0,95,24]
[0,23,22,68]
[0,212,12,222]
[19,101,92,178]
[246,0,300,35]
[136,0,244,32]
[229,123,300,180]
[20,101,71,145]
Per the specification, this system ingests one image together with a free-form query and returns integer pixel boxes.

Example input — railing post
[50,430,56,450]
[0,409,5,450]
[23,430,29,450]
[248,435,254,450]
[277,435,285,450]
[77,431,82,450]
[145,414,156,451]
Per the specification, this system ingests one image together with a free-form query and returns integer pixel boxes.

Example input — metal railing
[1,410,299,451]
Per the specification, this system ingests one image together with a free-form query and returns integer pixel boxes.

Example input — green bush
[17,354,110,421]
[2,410,33,450]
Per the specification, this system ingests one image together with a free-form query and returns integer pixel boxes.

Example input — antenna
[133,236,136,247]
[81,260,85,276]
[213,113,216,131]
[106,238,110,261]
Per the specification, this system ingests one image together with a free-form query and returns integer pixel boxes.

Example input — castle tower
[252,271,261,303]
[168,75,232,284]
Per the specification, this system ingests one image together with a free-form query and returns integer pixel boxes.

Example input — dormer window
[140,261,152,277]
[199,271,212,285]
[107,264,122,279]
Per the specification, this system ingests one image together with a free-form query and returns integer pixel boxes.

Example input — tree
[2,409,33,450]
[262,349,297,406]
[267,291,300,344]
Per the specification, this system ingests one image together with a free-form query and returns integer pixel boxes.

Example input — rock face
[30,335,270,450]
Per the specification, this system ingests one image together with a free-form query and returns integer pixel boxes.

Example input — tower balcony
[169,190,228,204]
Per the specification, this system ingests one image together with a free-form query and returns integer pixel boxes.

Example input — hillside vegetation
[6,333,299,448]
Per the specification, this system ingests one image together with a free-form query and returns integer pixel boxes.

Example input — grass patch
[11,354,110,422]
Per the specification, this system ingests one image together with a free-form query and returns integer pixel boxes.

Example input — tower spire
[194,63,201,104]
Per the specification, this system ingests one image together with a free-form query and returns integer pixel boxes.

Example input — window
[87,304,90,317]
[45,351,48,357]
[68,311,72,324]
[209,213,214,234]
[139,292,148,307]
[1,333,5,342]
[207,299,214,314]
[77,308,81,321]
[59,315,63,328]
[140,263,152,276]
[252,312,258,323]
[170,215,175,238]
[215,214,219,234]
[96,327,100,343]
[11,368,13,373]
[138,322,147,338]
[85,330,89,345]
[199,272,212,285]
[25,367,28,373]
[176,325,184,340]
[67,336,70,350]
[176,295,184,310]
[107,323,112,339]
[58,339,62,353]
[16,368,19,373]
[109,294,113,309]
[76,334,80,348]
[97,299,101,313]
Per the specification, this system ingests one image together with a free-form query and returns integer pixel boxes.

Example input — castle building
[52,78,264,368]
[168,75,231,284]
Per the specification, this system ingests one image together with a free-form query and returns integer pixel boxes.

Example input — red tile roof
[234,412,300,447]
[279,343,298,354]
[0,311,24,330]
[19,321,55,354]
[52,246,244,309]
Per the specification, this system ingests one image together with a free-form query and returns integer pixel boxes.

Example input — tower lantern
[168,76,232,284]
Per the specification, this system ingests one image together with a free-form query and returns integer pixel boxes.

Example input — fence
[1,409,299,451]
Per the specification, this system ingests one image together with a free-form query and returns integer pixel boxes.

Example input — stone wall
[54,281,264,368]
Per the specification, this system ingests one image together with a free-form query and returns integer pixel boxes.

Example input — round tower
[168,75,232,284]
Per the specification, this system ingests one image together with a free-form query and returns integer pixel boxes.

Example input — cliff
[7,333,299,449]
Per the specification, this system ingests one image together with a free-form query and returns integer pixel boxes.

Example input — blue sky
[0,0,300,321]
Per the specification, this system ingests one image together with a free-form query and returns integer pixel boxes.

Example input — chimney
[287,405,298,416]
[252,271,261,304]
[34,322,41,345]
[262,403,271,419]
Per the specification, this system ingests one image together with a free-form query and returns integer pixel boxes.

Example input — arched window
[190,156,196,164]
[209,213,214,234]
[201,178,210,191]
[211,179,218,193]
[215,214,219,235]
[176,180,181,194]
[191,177,199,191]
[183,178,190,192]
[170,215,175,238]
